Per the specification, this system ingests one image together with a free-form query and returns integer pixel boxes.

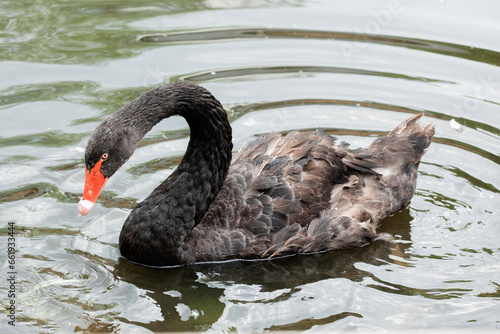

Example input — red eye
[101,153,109,160]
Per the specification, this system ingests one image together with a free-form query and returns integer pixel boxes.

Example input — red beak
[78,160,108,216]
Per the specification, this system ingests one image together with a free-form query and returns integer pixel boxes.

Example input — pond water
[1,0,499,332]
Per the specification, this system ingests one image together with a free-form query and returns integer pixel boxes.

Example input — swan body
[78,82,435,267]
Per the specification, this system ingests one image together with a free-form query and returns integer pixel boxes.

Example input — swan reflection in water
[111,210,414,332]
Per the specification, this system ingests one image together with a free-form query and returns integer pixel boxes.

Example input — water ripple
[139,27,500,66]
[1,1,499,333]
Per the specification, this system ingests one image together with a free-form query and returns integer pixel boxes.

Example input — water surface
[1,0,499,332]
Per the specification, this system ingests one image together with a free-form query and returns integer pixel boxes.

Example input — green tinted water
[1,0,499,332]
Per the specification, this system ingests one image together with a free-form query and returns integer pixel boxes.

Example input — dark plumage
[78,81,435,267]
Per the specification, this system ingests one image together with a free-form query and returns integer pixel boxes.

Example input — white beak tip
[78,199,94,216]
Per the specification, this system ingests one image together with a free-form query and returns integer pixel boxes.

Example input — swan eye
[101,153,109,161]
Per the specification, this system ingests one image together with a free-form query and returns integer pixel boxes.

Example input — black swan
[78,81,435,267]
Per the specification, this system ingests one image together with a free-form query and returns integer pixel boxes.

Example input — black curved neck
[118,82,233,266]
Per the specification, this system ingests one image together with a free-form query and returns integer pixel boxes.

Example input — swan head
[77,83,187,216]
[78,119,139,216]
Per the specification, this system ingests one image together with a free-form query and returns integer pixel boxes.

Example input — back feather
[182,113,435,262]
